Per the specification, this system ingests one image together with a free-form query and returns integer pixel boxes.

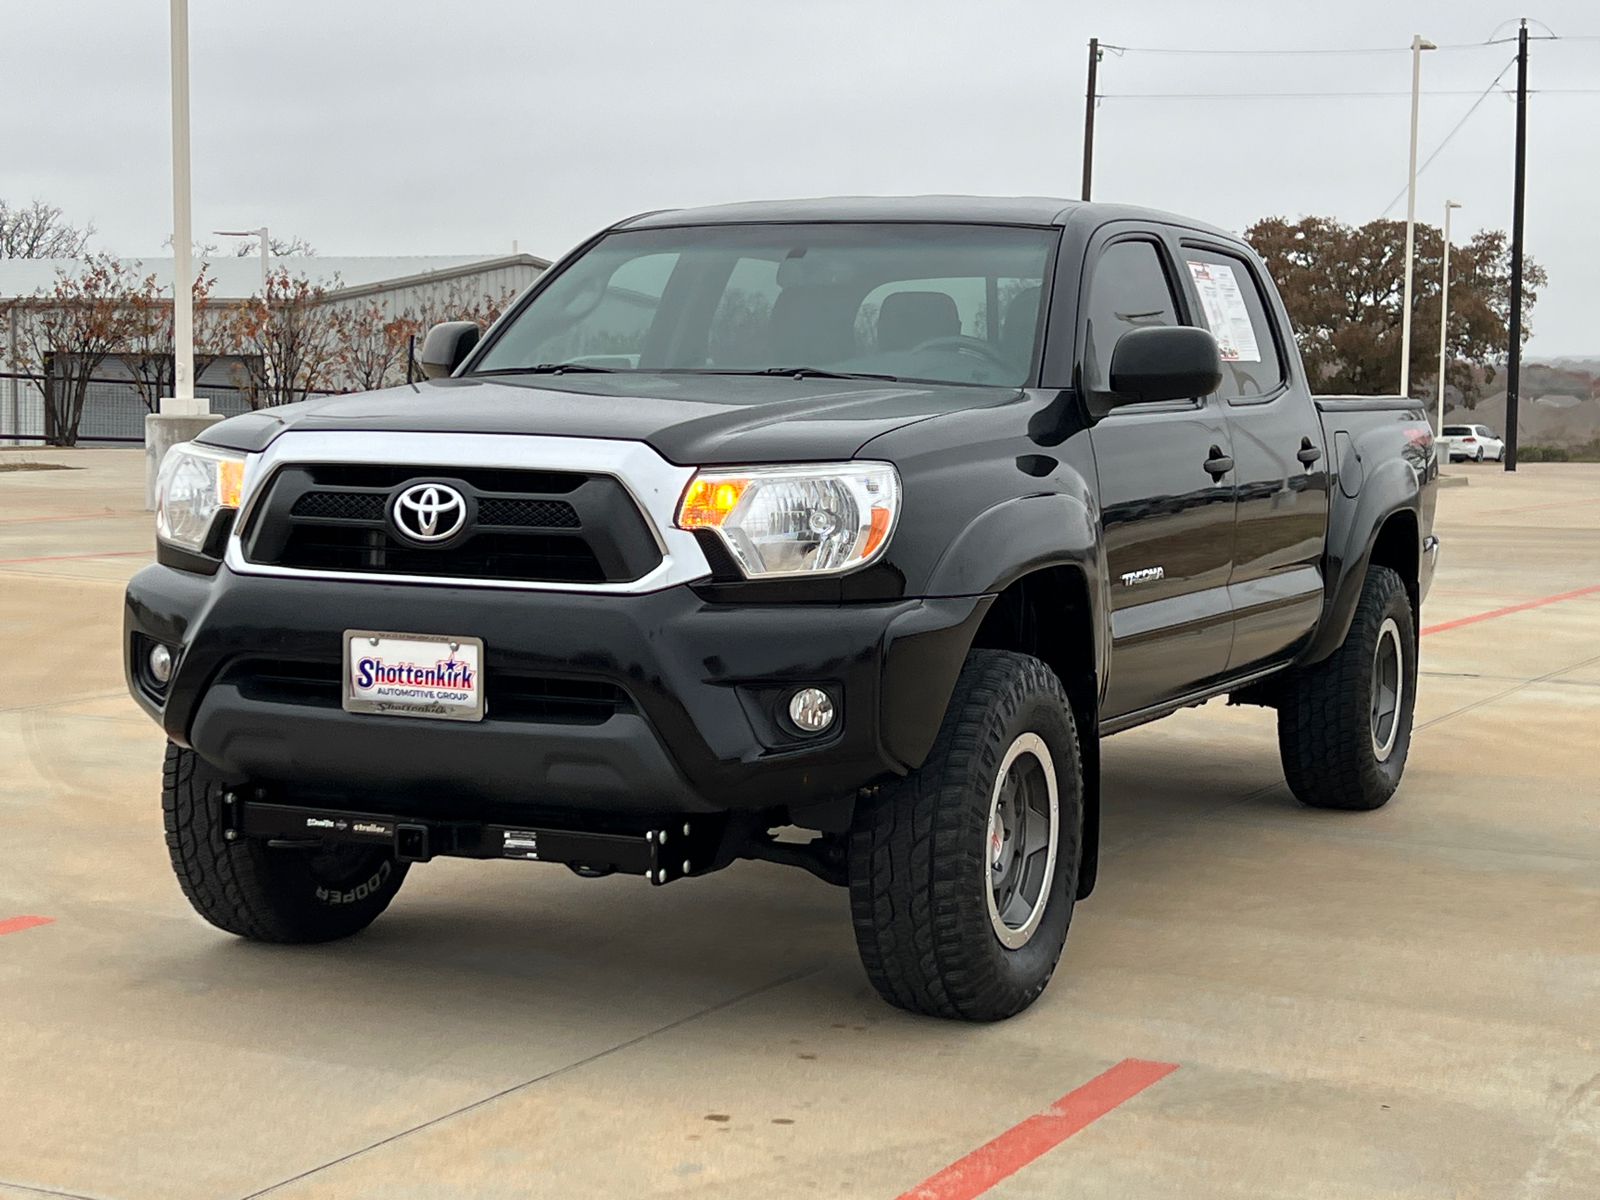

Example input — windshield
[472,223,1057,389]
[1443,427,1470,436]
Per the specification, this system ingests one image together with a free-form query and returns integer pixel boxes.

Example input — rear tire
[848,650,1082,1021]
[162,743,408,943]
[1476,448,1485,462]
[1277,566,1416,811]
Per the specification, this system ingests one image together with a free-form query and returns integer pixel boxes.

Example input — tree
[0,199,94,259]
[226,270,343,408]
[234,234,316,257]
[1245,215,1546,403]
[9,255,140,444]
[117,265,228,413]
[332,302,422,392]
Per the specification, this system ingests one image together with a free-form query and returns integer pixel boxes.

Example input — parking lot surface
[2,449,1597,1200]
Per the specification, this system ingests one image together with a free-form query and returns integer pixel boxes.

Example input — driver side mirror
[419,321,482,379]
[1106,326,1223,406]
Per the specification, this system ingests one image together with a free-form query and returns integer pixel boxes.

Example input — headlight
[676,462,900,577]
[155,442,245,553]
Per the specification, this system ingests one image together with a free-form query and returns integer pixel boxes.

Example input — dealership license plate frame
[342,630,485,722]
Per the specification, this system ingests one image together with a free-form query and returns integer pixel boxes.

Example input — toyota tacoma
[128,197,1439,1021]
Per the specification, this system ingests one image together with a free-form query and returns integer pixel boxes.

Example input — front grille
[477,497,580,529]
[277,527,605,583]
[222,657,629,724]
[241,463,662,585]
[291,491,386,522]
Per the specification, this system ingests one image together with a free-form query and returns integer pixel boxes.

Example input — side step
[233,800,722,885]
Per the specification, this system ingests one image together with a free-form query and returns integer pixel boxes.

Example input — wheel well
[1368,510,1420,622]
[969,566,1101,899]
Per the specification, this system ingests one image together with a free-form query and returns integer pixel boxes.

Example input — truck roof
[615,195,1239,240]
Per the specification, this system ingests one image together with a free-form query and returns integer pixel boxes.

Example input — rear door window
[1181,249,1285,402]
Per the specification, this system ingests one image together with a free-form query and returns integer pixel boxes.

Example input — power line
[1099,87,1600,99]
[1101,89,1514,99]
[1379,56,1519,216]
[1103,34,1595,56]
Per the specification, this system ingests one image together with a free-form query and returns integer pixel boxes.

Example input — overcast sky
[3,0,1596,356]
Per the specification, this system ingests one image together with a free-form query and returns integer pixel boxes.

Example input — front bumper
[125,564,987,819]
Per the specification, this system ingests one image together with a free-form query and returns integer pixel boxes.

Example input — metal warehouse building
[1,251,549,445]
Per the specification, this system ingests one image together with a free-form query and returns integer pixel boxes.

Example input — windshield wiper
[665,367,902,382]
[475,363,617,376]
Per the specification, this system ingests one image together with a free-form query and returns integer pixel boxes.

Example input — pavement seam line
[0,551,151,566]
[0,690,134,716]
[1414,652,1600,734]
[0,1179,110,1200]
[233,963,825,1200]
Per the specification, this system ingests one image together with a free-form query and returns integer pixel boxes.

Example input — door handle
[1203,447,1234,478]
[1297,437,1323,466]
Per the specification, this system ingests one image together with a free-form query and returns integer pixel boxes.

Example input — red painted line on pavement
[0,915,54,936]
[1477,496,1600,516]
[0,549,150,565]
[895,1058,1179,1200]
[1422,584,1600,636]
[0,509,124,524]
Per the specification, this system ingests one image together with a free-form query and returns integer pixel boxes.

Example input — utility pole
[1081,37,1100,202]
[1398,33,1437,400]
[1505,18,1529,472]
[1437,200,1461,436]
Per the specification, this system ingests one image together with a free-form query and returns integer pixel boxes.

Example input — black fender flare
[1301,454,1423,667]
[882,488,1103,768]
[901,491,1106,901]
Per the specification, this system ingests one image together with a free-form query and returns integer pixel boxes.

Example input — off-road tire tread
[162,743,403,943]
[1277,566,1414,811]
[848,650,1080,1021]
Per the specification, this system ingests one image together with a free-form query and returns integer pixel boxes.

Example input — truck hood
[196,374,1021,465]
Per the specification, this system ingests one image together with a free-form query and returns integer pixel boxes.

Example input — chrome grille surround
[224,431,712,594]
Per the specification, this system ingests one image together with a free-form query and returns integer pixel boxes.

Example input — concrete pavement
[1,448,1597,1199]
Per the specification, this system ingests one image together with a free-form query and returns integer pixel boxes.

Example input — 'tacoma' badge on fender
[1121,567,1165,587]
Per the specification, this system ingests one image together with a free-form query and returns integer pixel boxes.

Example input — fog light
[148,643,173,686]
[788,687,835,734]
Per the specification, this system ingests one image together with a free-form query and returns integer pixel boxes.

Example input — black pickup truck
[128,197,1438,1021]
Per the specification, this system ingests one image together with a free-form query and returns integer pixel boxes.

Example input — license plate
[342,630,484,722]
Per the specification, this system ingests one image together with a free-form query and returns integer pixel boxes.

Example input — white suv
[1441,424,1505,463]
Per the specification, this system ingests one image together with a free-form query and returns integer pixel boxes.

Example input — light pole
[168,0,195,414]
[1436,200,1461,437]
[215,227,270,296]
[146,0,220,509]
[1398,33,1437,400]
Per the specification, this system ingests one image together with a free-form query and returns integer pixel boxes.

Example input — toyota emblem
[391,483,468,543]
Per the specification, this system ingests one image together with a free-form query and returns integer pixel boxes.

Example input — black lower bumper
[125,564,987,818]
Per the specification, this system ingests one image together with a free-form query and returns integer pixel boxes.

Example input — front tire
[1277,566,1417,811]
[162,743,408,943]
[848,650,1082,1021]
